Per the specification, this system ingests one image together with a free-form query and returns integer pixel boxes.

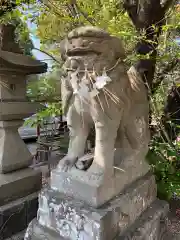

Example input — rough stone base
[24,173,170,240]
[0,192,39,240]
[117,199,169,239]
[25,199,171,240]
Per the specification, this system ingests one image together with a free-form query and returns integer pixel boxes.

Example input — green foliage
[0,7,34,55]
[16,21,34,55]
[2,1,179,64]
[147,137,180,200]
[27,73,60,101]
[26,69,62,126]
[28,0,137,54]
[24,102,62,127]
[148,65,180,200]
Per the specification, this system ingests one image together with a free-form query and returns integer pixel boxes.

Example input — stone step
[0,192,39,240]
[117,199,169,240]
[0,168,41,206]
[26,173,157,240]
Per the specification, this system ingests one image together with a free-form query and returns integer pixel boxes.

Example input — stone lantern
[0,23,47,239]
[0,50,47,173]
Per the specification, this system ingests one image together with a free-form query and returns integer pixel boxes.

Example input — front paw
[57,155,78,172]
[75,153,93,170]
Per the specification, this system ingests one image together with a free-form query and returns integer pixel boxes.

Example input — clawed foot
[57,155,78,172]
[75,153,93,170]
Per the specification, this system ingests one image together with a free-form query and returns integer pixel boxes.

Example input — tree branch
[74,3,96,25]
[33,47,61,64]
[123,0,168,88]
[41,0,64,18]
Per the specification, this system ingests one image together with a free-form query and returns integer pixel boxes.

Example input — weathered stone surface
[51,159,150,207]
[24,199,172,240]
[5,230,25,240]
[24,219,62,240]
[67,26,111,39]
[56,26,150,209]
[26,193,40,225]
[0,103,41,121]
[0,74,26,100]
[0,24,47,73]
[0,121,33,173]
[0,22,46,175]
[0,22,44,240]
[117,199,169,240]
[0,192,39,240]
[35,173,156,240]
[0,168,41,206]
[0,50,47,75]
[0,198,27,240]
[0,24,23,54]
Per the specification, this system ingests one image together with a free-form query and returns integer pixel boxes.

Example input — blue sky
[26,20,53,68]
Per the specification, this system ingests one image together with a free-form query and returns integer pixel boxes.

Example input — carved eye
[71,60,79,68]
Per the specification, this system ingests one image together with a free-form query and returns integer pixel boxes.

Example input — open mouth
[66,47,100,56]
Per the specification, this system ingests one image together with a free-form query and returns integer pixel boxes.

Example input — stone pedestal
[25,173,172,240]
[0,24,47,239]
[51,158,150,207]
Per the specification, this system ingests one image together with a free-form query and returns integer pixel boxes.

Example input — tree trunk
[162,85,180,140]
[123,0,175,87]
[123,0,176,135]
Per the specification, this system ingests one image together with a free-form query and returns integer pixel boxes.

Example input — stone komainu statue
[58,26,150,179]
